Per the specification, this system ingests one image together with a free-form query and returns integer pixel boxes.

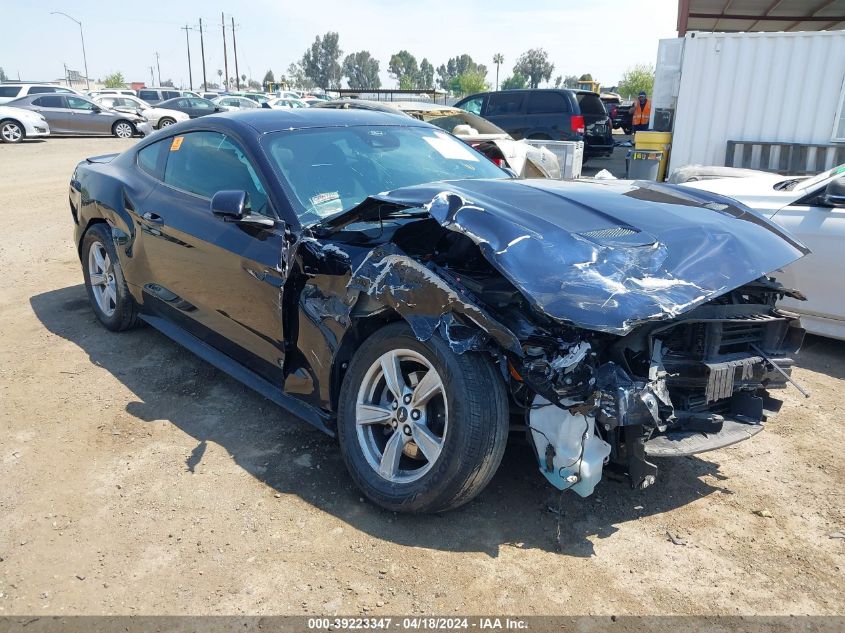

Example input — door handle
[142,212,164,225]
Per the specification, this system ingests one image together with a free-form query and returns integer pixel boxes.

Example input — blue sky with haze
[2,0,678,88]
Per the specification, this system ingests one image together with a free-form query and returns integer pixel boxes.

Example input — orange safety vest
[633,99,651,126]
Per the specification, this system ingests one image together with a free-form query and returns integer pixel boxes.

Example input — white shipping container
[663,30,845,175]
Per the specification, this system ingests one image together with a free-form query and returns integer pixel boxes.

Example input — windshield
[791,164,845,191]
[262,125,507,225]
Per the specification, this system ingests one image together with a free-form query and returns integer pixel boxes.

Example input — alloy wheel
[355,349,448,483]
[88,241,118,317]
[1,122,23,142]
[114,122,133,138]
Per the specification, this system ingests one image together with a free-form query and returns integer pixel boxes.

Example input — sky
[2,0,679,89]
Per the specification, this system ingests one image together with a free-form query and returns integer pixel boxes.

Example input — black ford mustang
[69,109,809,513]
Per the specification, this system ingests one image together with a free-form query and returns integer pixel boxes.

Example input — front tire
[337,322,509,513]
[81,224,141,331]
[0,119,24,143]
[157,117,175,129]
[112,120,135,138]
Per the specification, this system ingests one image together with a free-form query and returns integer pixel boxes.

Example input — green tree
[501,72,527,90]
[102,71,125,89]
[418,58,434,89]
[287,62,315,90]
[436,54,487,92]
[161,78,174,87]
[563,75,579,88]
[301,32,343,89]
[578,73,593,81]
[457,70,488,95]
[342,50,381,90]
[0,67,7,82]
[388,50,418,86]
[247,79,261,91]
[263,69,275,86]
[514,48,554,89]
[554,75,562,88]
[617,63,654,99]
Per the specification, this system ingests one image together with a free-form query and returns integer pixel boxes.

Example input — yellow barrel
[634,131,672,181]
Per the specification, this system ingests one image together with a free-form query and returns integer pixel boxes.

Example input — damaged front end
[510,280,806,495]
[320,178,810,497]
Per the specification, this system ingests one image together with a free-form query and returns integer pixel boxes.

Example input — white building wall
[666,30,845,174]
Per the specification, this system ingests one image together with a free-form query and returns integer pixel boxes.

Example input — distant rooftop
[678,0,845,35]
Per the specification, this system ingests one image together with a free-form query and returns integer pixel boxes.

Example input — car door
[186,98,217,118]
[483,91,528,139]
[771,175,845,328]
[28,95,73,133]
[66,96,112,134]
[133,130,288,382]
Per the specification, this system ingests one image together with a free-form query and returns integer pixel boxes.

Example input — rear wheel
[112,120,135,138]
[337,322,509,513]
[81,224,141,331]
[0,119,24,143]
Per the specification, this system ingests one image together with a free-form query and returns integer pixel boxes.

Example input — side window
[163,91,181,100]
[459,96,484,115]
[138,90,157,101]
[67,96,97,110]
[487,92,525,116]
[29,86,59,94]
[0,86,21,98]
[137,140,166,179]
[526,91,570,114]
[32,96,65,108]
[162,132,270,215]
[190,99,213,109]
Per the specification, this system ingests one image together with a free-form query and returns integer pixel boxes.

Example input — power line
[231,17,240,90]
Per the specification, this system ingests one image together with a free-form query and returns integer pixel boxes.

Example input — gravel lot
[0,137,843,616]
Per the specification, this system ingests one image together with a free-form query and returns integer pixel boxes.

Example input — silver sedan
[6,94,151,138]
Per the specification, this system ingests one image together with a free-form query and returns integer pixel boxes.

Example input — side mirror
[210,190,274,227]
[215,107,223,112]
[822,177,845,208]
[211,190,247,219]
[92,106,102,113]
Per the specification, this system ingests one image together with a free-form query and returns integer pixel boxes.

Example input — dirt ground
[0,137,843,616]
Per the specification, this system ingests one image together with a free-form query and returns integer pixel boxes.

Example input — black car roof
[173,108,428,135]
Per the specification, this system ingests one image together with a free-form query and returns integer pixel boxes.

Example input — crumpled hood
[343,178,810,335]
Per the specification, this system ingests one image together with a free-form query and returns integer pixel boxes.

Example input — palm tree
[493,53,504,91]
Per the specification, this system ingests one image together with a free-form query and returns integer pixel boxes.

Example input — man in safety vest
[632,90,651,133]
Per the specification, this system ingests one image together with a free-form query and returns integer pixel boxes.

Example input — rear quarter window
[32,96,65,108]
[0,86,22,98]
[577,94,608,115]
[526,91,571,114]
[28,86,60,94]
[137,140,166,179]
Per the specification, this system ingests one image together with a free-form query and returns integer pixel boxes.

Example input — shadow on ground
[795,334,845,380]
[32,284,742,557]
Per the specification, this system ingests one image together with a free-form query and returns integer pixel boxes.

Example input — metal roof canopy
[678,0,845,35]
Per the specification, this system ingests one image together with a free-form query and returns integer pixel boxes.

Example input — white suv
[0,83,81,105]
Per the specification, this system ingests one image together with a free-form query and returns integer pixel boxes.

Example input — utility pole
[51,12,90,90]
[181,25,193,90]
[198,18,208,91]
[231,17,240,91]
[221,13,229,91]
[155,52,162,85]
[149,66,155,87]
